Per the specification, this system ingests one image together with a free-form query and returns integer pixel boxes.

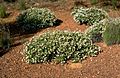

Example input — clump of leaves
[103,18,120,45]
[24,30,100,64]
[17,8,57,33]
[84,19,109,42]
[71,7,108,26]
[0,4,7,18]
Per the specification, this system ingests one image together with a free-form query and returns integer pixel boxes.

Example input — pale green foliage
[24,30,100,64]
[103,18,120,45]
[71,7,108,26]
[17,8,57,32]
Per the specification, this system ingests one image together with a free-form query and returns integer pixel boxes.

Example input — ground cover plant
[71,7,108,26]
[17,8,57,33]
[103,18,120,45]
[24,30,100,64]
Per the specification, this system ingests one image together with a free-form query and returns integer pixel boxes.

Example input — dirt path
[0,10,120,78]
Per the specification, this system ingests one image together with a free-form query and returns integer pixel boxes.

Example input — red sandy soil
[0,1,120,78]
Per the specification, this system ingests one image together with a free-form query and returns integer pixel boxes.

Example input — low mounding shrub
[85,19,109,42]
[17,8,57,33]
[71,7,108,26]
[24,30,100,64]
[103,18,120,45]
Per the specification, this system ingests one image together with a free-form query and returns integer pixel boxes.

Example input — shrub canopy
[24,31,100,64]
[72,7,108,26]
[17,8,57,32]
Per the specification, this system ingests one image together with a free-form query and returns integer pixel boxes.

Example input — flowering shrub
[103,18,120,45]
[17,8,57,32]
[84,19,109,42]
[71,7,108,26]
[24,30,100,64]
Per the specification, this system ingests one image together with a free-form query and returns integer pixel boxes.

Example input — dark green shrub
[24,30,100,64]
[0,4,7,18]
[71,7,108,26]
[85,19,109,42]
[17,8,57,33]
[103,18,120,45]
[0,26,10,50]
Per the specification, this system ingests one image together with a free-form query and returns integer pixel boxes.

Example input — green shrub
[0,4,7,18]
[85,19,109,42]
[103,18,120,45]
[71,7,108,26]
[0,26,10,50]
[90,0,98,4]
[24,30,100,64]
[18,0,26,10]
[111,0,117,8]
[17,8,57,33]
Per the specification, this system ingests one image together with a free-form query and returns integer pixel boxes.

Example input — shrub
[18,0,26,10]
[24,30,100,64]
[17,8,57,33]
[90,0,98,4]
[71,7,108,26]
[111,0,117,8]
[103,18,120,45]
[0,4,7,18]
[85,19,109,42]
[0,26,10,50]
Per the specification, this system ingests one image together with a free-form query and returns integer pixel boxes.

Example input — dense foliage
[24,31,100,64]
[85,19,109,42]
[17,8,57,33]
[71,7,108,26]
[103,18,120,45]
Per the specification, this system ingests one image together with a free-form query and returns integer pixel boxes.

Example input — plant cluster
[71,7,108,26]
[84,19,109,42]
[17,8,57,33]
[0,26,10,50]
[0,4,7,18]
[24,30,100,64]
[103,18,120,45]
[18,0,26,10]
